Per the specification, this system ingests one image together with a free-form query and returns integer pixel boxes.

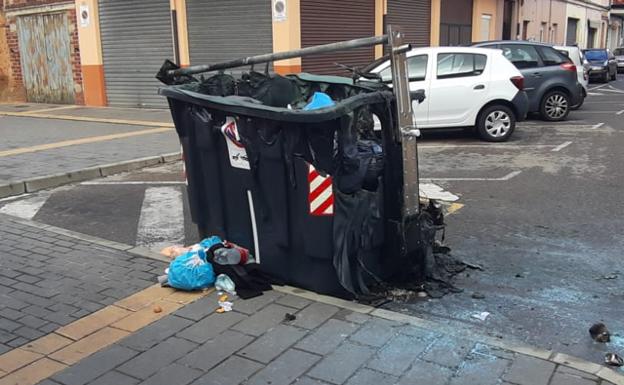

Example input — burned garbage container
[157,30,439,299]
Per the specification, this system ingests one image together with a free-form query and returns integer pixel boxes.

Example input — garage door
[99,1,173,108]
[386,0,431,48]
[301,0,375,75]
[186,0,272,71]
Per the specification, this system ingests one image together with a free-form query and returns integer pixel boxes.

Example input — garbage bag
[167,236,222,291]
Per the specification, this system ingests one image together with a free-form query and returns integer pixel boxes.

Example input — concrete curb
[0,152,181,199]
[2,214,622,384]
[273,285,624,384]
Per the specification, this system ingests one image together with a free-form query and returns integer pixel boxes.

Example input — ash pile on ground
[366,243,478,305]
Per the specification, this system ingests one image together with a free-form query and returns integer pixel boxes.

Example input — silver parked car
[473,41,583,121]
[614,48,624,73]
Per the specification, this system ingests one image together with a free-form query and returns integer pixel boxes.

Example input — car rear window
[501,44,540,69]
[436,53,487,79]
[584,50,607,61]
[539,47,569,66]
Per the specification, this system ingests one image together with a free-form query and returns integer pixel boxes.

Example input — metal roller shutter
[301,0,375,75]
[186,0,273,72]
[99,1,173,108]
[386,0,431,48]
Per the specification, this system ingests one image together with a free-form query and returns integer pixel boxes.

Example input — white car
[366,47,529,142]
[554,45,588,109]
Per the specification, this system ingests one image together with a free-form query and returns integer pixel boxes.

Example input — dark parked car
[615,48,624,73]
[473,41,583,121]
[583,49,617,82]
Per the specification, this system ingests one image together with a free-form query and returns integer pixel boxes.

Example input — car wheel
[540,90,570,121]
[476,105,516,142]
[571,95,584,110]
[603,71,610,82]
[611,70,617,81]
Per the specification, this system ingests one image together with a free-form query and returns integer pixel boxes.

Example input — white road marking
[419,183,459,202]
[424,170,522,182]
[588,84,608,91]
[81,180,185,185]
[591,123,604,130]
[602,88,624,94]
[420,144,560,149]
[0,193,33,203]
[0,193,49,219]
[552,141,573,152]
[587,92,605,96]
[571,111,622,114]
[136,186,185,251]
[617,110,624,115]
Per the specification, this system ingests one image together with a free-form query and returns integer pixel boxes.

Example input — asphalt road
[1,75,623,367]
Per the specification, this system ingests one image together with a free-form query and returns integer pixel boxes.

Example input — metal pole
[388,25,420,217]
[168,35,389,76]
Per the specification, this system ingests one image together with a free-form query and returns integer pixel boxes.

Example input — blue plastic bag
[167,236,222,291]
[303,92,335,110]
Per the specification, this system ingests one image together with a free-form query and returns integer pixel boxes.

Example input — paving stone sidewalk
[42,289,622,385]
[0,213,622,385]
[0,214,166,354]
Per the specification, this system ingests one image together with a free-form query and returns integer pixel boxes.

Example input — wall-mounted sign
[80,4,90,28]
[273,0,287,22]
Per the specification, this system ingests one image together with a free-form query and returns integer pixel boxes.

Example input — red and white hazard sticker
[308,164,333,216]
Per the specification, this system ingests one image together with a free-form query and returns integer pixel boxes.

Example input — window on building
[540,22,547,42]
[552,24,558,43]
[437,53,487,79]
[522,20,529,40]
[481,14,492,42]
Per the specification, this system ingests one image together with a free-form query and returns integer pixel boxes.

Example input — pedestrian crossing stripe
[308,164,333,216]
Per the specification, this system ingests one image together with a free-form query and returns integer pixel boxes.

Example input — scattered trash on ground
[419,183,460,202]
[158,236,273,297]
[166,237,221,291]
[284,313,297,322]
[463,261,484,271]
[604,352,623,367]
[601,274,618,280]
[471,292,486,300]
[216,297,233,313]
[160,245,193,259]
[215,274,237,295]
[153,305,162,313]
[472,312,490,321]
[590,323,611,343]
[214,242,255,265]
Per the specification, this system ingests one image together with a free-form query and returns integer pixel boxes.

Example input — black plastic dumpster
[159,69,419,299]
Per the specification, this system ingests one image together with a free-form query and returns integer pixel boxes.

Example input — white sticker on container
[221,117,250,170]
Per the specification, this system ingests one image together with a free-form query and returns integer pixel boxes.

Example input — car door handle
[531,72,543,78]
[473,84,485,90]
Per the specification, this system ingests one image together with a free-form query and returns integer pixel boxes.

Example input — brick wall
[68,8,84,105]
[4,0,73,11]
[1,0,83,104]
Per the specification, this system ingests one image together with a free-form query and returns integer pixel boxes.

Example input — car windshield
[584,50,607,61]
[614,48,624,56]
